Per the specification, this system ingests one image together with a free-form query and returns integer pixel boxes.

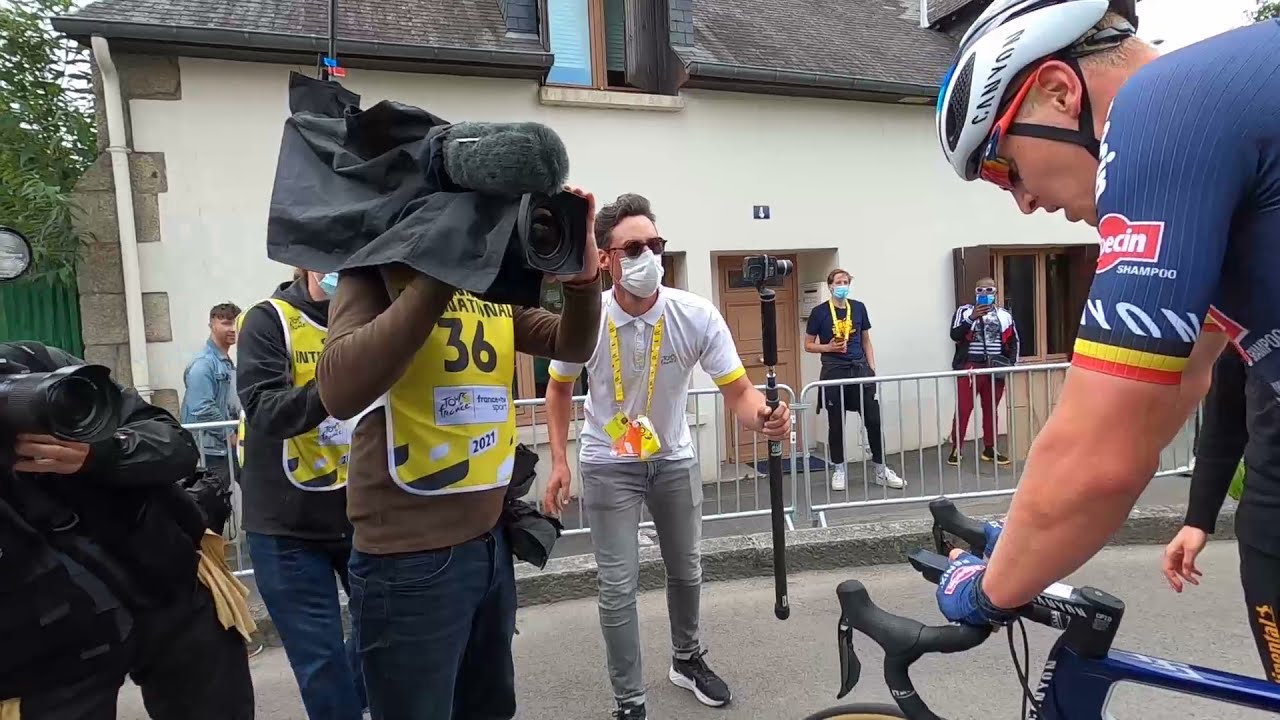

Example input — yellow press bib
[384,287,517,496]
[236,299,353,491]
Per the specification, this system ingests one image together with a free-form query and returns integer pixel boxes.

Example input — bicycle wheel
[801,703,906,719]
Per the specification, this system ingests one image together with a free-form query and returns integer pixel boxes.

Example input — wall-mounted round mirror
[0,227,33,281]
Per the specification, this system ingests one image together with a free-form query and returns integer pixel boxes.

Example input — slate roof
[677,0,960,89]
[63,0,542,53]
[56,0,977,95]
[925,0,984,27]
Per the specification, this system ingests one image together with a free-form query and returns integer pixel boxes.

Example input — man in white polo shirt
[543,193,790,720]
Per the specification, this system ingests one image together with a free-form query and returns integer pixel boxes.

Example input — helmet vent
[945,54,976,152]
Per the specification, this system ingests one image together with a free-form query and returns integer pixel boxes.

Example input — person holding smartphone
[947,276,1019,466]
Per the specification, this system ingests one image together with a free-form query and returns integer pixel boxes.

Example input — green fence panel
[0,275,84,357]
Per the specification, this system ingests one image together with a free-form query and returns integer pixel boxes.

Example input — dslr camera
[0,228,122,466]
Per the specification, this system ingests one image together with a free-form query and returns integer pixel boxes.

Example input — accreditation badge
[610,415,662,460]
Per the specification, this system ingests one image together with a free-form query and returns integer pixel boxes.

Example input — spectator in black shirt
[804,268,905,492]
[1162,348,1280,682]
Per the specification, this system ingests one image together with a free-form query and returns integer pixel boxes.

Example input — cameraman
[316,187,602,719]
[0,341,254,719]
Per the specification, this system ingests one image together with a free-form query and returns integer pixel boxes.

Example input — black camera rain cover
[265,72,542,307]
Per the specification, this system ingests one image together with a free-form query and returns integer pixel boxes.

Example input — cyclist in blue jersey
[930,0,1280,627]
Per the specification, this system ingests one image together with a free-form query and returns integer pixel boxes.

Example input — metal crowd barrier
[797,363,1198,528]
[181,371,1200,572]
[180,384,800,577]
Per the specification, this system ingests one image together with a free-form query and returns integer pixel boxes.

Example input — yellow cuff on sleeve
[713,366,747,387]
[548,368,578,383]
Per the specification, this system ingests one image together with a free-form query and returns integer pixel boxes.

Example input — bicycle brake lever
[931,524,955,557]
[836,618,862,699]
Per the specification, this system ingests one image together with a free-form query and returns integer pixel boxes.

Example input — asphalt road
[119,541,1275,719]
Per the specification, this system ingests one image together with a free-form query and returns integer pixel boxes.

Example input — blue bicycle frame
[831,498,1280,720]
[1031,640,1280,717]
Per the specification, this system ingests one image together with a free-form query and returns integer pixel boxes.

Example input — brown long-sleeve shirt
[317,264,601,554]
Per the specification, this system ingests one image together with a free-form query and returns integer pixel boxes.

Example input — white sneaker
[873,464,906,489]
[830,466,847,491]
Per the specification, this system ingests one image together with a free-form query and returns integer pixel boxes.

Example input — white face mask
[619,249,664,298]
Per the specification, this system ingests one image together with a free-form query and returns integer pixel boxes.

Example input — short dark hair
[209,302,241,321]
[827,268,851,285]
[594,193,656,249]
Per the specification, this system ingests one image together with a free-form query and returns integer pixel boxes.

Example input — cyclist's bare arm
[983,331,1226,609]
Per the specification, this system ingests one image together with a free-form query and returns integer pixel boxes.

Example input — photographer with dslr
[315,186,602,720]
[0,340,254,720]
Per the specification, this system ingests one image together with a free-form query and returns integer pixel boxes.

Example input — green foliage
[1256,1,1280,21]
[0,0,97,283]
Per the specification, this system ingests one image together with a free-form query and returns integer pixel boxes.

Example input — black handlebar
[831,496,1127,720]
[836,578,990,720]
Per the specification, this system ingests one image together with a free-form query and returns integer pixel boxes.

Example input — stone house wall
[72,53,183,416]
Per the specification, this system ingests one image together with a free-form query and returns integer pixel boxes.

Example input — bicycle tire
[801,703,906,719]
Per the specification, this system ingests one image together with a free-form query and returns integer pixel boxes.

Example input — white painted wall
[129,57,1098,487]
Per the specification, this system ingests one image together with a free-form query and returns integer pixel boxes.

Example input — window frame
[953,244,1097,366]
[544,0,641,93]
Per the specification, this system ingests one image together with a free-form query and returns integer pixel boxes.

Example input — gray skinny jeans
[581,457,704,704]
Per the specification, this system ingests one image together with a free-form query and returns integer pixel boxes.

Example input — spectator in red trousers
[947,276,1018,466]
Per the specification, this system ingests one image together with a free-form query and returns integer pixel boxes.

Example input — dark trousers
[17,583,254,720]
[247,533,366,720]
[950,373,1006,450]
[821,363,884,465]
[349,528,517,720]
[1240,540,1280,682]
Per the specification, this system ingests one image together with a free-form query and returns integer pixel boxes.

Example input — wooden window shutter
[604,0,626,72]
[1064,242,1100,359]
[951,245,993,308]
[624,0,680,94]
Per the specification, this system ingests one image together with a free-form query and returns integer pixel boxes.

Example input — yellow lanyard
[607,315,666,417]
[828,299,854,340]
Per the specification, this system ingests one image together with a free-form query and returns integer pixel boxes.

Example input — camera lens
[47,376,96,430]
[528,207,564,260]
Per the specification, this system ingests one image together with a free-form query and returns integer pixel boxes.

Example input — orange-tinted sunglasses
[978,70,1039,191]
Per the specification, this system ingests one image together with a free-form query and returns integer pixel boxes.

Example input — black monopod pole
[758,281,790,621]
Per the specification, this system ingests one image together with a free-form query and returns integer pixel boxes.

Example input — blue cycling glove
[936,551,1018,626]
[981,519,1004,558]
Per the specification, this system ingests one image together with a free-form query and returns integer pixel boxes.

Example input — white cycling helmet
[936,0,1139,182]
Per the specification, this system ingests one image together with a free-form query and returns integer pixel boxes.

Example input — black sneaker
[946,448,961,465]
[670,650,731,707]
[981,447,1011,465]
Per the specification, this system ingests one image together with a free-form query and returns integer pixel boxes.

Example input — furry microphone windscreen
[442,122,570,197]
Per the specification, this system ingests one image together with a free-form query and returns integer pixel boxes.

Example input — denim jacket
[180,339,239,458]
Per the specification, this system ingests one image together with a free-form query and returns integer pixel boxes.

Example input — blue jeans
[247,533,366,720]
[349,528,516,720]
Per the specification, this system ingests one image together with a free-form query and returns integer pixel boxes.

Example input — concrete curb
[513,503,1235,607]
[247,503,1234,643]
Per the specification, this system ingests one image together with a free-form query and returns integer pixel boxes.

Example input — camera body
[0,364,123,467]
[742,255,795,287]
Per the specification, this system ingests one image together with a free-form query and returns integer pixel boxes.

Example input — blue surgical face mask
[976,293,996,306]
[319,272,339,298]
[832,285,850,300]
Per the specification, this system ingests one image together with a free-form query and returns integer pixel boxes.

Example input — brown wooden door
[717,255,800,465]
